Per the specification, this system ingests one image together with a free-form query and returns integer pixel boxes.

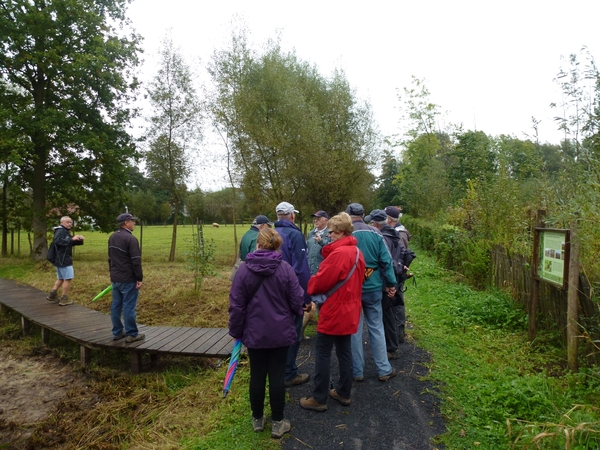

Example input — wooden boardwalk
[0,279,235,373]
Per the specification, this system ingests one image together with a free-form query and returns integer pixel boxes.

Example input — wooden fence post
[567,216,580,372]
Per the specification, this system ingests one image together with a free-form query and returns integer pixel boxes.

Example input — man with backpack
[366,209,406,359]
[46,216,84,306]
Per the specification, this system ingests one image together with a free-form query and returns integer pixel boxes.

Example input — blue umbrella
[223,339,242,398]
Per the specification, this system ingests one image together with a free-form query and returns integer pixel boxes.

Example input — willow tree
[0,0,141,259]
[145,33,202,261]
[207,31,378,218]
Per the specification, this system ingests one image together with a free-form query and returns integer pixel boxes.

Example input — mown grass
[407,253,600,449]
[2,226,600,448]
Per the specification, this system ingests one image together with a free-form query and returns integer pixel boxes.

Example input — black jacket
[52,226,83,268]
[108,228,143,283]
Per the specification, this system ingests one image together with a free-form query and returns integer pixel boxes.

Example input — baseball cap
[384,206,401,219]
[368,209,388,222]
[345,203,364,216]
[276,202,298,215]
[253,215,273,226]
[311,210,329,219]
[117,213,138,222]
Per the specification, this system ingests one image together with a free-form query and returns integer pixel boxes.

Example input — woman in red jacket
[300,212,366,411]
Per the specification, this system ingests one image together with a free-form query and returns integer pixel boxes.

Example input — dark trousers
[383,301,399,353]
[285,314,304,381]
[313,332,353,404]
[247,346,289,421]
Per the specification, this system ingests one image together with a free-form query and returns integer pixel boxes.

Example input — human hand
[303,302,313,313]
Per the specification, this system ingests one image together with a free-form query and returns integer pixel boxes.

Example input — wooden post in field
[567,216,580,372]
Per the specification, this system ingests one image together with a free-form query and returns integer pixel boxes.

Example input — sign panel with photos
[533,228,570,289]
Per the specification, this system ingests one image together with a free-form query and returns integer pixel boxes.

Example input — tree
[208,30,377,218]
[0,0,141,259]
[145,33,202,261]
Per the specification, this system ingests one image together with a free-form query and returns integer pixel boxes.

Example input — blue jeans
[111,282,140,337]
[351,290,392,378]
[285,314,304,382]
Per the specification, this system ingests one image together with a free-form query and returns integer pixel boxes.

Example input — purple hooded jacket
[228,249,304,349]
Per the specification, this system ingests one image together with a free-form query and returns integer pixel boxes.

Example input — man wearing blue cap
[239,215,273,261]
[307,210,331,275]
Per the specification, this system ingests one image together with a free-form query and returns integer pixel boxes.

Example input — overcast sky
[127,0,600,190]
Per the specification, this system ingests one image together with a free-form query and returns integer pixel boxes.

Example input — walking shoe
[252,415,265,432]
[58,295,73,306]
[387,351,401,360]
[353,376,364,382]
[46,290,58,303]
[329,389,351,406]
[113,331,126,341]
[271,419,291,439]
[284,373,309,387]
[379,368,398,382]
[125,333,145,343]
[299,396,327,412]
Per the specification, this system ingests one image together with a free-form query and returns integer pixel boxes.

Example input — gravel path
[281,323,446,450]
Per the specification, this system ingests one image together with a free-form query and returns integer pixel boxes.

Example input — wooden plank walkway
[0,279,235,373]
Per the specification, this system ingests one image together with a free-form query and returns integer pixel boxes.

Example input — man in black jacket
[46,216,84,306]
[108,213,144,343]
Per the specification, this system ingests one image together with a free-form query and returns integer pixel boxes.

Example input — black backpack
[47,242,57,265]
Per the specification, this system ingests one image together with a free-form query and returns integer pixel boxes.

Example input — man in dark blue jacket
[46,216,84,306]
[274,201,313,386]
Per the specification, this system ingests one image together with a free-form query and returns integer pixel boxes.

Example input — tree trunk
[1,170,7,257]
[31,146,48,260]
[169,201,179,262]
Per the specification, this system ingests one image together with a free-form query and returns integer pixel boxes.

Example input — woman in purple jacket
[229,227,305,439]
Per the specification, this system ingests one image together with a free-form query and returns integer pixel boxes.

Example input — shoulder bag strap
[324,248,360,299]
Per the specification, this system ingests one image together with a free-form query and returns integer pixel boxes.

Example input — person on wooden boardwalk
[46,216,84,306]
[108,213,144,343]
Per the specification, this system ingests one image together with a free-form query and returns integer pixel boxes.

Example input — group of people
[46,213,145,344]
[228,201,412,439]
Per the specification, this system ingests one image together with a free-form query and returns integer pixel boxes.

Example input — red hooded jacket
[308,235,365,335]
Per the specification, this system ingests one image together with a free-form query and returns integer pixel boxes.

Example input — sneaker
[58,295,73,306]
[353,376,364,382]
[285,373,309,387]
[252,415,265,432]
[113,331,126,341]
[379,368,398,382]
[329,389,351,406]
[387,351,401,360]
[271,419,291,439]
[299,396,327,412]
[46,291,58,303]
[125,333,145,343]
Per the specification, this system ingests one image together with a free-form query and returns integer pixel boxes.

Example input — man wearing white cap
[275,201,313,387]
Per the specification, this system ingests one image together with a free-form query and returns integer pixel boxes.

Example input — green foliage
[185,222,216,291]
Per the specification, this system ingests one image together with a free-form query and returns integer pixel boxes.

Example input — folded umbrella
[222,339,242,398]
[92,285,113,302]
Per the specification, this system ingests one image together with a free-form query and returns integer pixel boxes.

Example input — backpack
[47,242,57,265]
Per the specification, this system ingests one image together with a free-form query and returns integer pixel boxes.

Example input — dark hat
[368,209,388,222]
[364,214,373,223]
[311,210,329,219]
[345,203,364,216]
[384,206,401,219]
[117,213,138,222]
[253,215,273,226]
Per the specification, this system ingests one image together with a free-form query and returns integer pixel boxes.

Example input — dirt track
[282,323,446,450]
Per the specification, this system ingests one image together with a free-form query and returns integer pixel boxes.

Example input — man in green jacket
[346,203,398,382]
[239,215,273,261]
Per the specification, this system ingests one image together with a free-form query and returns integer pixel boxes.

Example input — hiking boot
[299,396,327,412]
[46,290,58,303]
[387,351,401,360]
[271,419,291,439]
[252,415,265,432]
[125,333,145,343]
[285,373,309,387]
[353,376,364,382]
[379,368,398,382]
[113,331,126,341]
[58,295,73,306]
[329,389,351,406]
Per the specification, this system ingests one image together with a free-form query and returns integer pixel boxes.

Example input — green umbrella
[92,285,112,302]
